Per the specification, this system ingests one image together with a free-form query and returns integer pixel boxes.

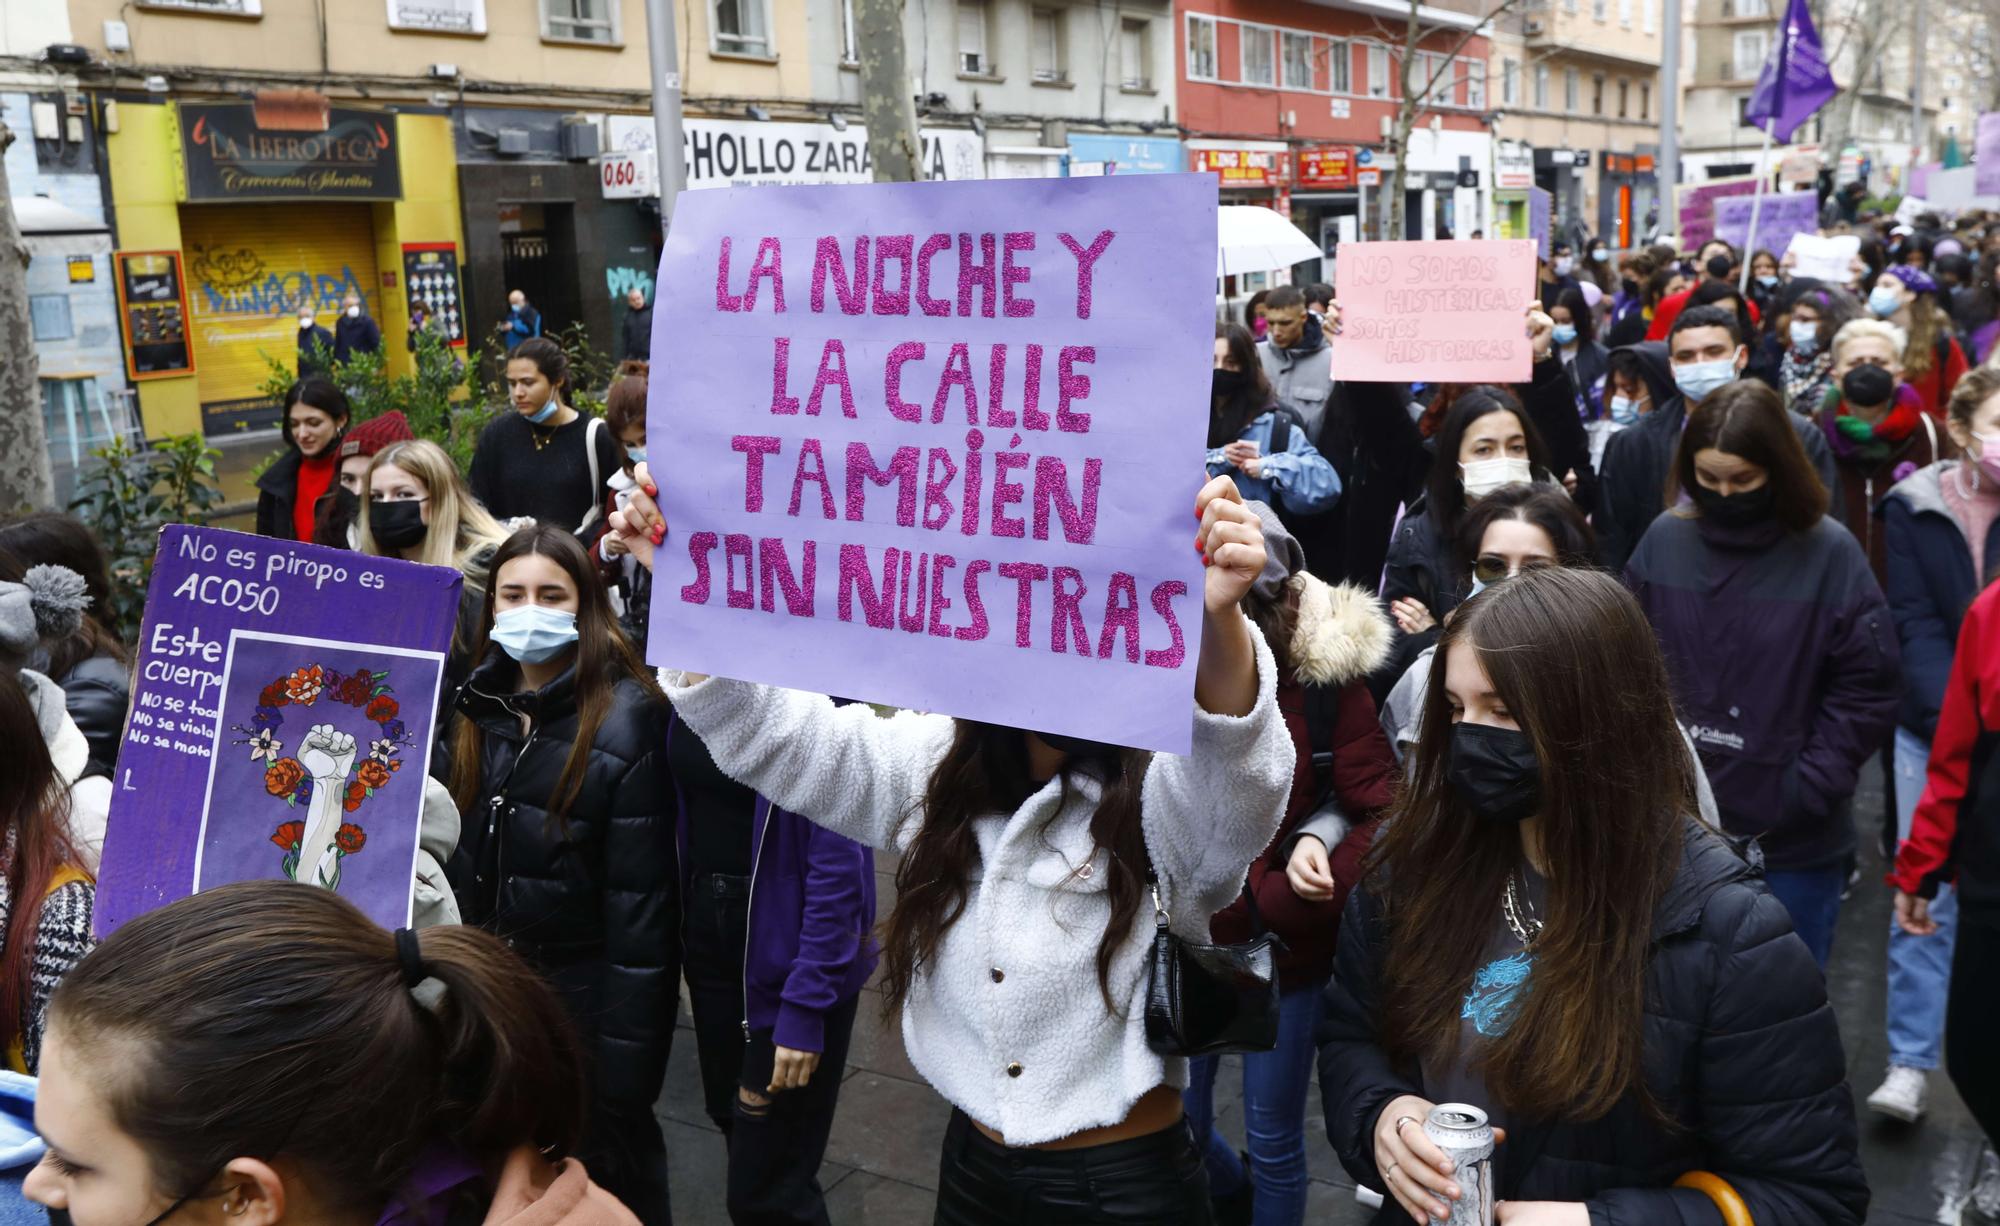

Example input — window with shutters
[958,1,991,74]
[1368,45,1391,97]
[1329,39,1351,92]
[1534,63,1550,108]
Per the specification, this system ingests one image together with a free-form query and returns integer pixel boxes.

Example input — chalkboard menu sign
[115,250,196,380]
[401,243,465,347]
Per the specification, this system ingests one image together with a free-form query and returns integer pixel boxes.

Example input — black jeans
[933,1109,1214,1225]
[684,872,857,1225]
[1947,909,2000,1147]
[579,1097,673,1225]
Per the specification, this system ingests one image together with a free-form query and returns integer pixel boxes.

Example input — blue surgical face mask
[1868,286,1905,318]
[626,444,647,464]
[1591,246,1609,263]
[491,604,579,665]
[1552,323,1578,346]
[1609,394,1640,425]
[1673,357,1738,403]
[1757,274,1779,289]
[1467,575,1488,599]
[1789,320,1820,353]
[524,397,560,425]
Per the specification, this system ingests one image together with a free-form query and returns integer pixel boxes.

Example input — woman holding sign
[443,524,677,1223]
[1317,568,1867,1226]
[611,466,1293,1225]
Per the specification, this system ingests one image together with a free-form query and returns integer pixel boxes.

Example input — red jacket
[1905,334,1969,420]
[1892,579,2000,912]
[1209,579,1399,988]
[1645,285,1762,342]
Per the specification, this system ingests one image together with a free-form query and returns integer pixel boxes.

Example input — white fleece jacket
[660,626,1294,1145]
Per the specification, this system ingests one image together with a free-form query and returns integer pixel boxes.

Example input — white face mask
[346,305,361,318]
[1460,456,1534,500]
[1553,257,1575,277]
[298,314,314,329]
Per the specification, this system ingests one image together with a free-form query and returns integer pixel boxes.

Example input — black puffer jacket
[1318,823,1868,1226]
[58,653,128,777]
[442,650,678,1109]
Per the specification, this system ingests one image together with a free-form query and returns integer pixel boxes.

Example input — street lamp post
[643,0,687,230]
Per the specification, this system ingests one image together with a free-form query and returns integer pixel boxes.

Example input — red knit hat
[338,411,415,460]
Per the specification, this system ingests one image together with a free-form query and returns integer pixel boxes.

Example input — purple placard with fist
[96,525,461,936]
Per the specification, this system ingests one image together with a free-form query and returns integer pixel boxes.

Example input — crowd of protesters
[3,205,2000,1226]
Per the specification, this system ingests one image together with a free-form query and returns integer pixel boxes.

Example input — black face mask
[1212,368,1252,401]
[1841,363,1896,408]
[332,485,361,524]
[369,499,429,549]
[1690,481,1777,528]
[1446,723,1541,824]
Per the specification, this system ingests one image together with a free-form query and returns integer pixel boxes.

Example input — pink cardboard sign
[1330,240,1537,384]
[646,174,1217,753]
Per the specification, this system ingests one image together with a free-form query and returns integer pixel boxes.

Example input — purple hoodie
[667,713,878,1053]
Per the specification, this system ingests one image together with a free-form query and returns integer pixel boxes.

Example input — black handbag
[1142,870,1286,1057]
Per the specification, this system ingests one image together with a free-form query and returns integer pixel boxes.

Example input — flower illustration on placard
[233,663,414,893]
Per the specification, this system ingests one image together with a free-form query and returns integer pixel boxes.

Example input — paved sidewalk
[657,759,1988,1224]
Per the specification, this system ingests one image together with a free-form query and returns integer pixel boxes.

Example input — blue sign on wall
[1064,134,1185,176]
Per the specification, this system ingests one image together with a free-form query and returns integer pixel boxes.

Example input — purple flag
[1743,0,1838,142]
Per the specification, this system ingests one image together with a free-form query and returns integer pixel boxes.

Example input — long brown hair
[48,881,584,1213]
[1670,379,1828,532]
[1369,568,1690,1121]
[0,669,83,1055]
[880,725,1150,1017]
[449,525,661,823]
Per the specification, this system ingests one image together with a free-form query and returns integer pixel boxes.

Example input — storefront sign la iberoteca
[178,104,403,201]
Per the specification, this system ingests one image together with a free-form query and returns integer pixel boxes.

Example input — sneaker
[1974,1143,2000,1219]
[1865,1065,1929,1122]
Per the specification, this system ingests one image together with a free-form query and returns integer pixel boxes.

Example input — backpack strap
[1919,411,1939,464]
[1302,683,1342,811]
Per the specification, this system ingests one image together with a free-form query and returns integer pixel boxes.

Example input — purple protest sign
[646,174,1215,753]
[1528,188,1552,258]
[1712,192,1820,257]
[1677,177,1759,250]
[96,525,461,935]
[1978,114,2000,199]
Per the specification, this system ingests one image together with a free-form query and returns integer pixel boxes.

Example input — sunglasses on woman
[1471,555,1558,585]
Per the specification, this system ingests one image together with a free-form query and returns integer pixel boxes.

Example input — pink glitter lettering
[896,550,928,632]
[1031,455,1100,543]
[724,534,756,610]
[1001,232,1036,318]
[985,344,1015,428]
[990,450,1028,538]
[731,434,782,512]
[1056,346,1095,433]
[915,233,953,317]
[714,238,744,312]
[885,342,926,422]
[806,339,855,417]
[1143,580,1188,669]
[1050,567,1089,654]
[743,237,786,314]
[932,342,977,424]
[680,531,720,603]
[768,338,800,415]
[1057,230,1115,320]
[788,438,837,520]
[954,559,991,642]
[922,447,959,530]
[1021,344,1048,431]
[998,562,1047,648]
[927,553,958,638]
[837,543,898,628]
[811,235,870,315]
[957,233,997,318]
[758,537,817,617]
[1097,572,1140,662]
[961,430,985,536]
[872,234,914,316]
[845,441,920,527]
